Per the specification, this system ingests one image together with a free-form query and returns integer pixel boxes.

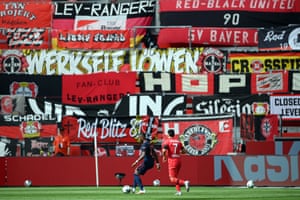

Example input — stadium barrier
[0,154,299,187]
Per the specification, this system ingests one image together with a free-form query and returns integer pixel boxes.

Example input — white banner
[270,95,300,120]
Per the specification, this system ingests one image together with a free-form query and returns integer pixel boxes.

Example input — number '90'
[224,13,240,26]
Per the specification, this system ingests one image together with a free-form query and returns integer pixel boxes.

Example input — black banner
[160,11,300,28]
[0,74,62,99]
[53,1,155,19]
[258,25,300,51]
[192,94,269,126]
[112,94,187,117]
[139,72,176,93]
[0,137,18,157]
[24,97,116,123]
[289,71,300,94]
[24,137,53,157]
[214,74,251,94]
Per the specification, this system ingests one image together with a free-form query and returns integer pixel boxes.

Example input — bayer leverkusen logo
[180,125,218,156]
[10,82,38,97]
[196,48,225,74]
[0,50,29,73]
[252,102,269,115]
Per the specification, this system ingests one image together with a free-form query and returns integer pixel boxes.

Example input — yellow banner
[228,52,300,73]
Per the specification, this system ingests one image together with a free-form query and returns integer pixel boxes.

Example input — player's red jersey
[162,137,184,178]
[162,138,183,159]
[162,133,190,193]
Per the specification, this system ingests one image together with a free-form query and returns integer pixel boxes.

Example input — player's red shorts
[167,158,181,177]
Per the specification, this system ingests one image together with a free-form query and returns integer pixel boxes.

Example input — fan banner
[0,115,57,140]
[0,137,18,157]
[240,113,255,140]
[270,94,300,120]
[24,137,53,157]
[0,95,25,115]
[0,1,53,28]
[158,27,258,47]
[240,114,279,141]
[62,72,137,105]
[254,114,279,141]
[0,98,120,140]
[289,71,300,94]
[0,50,29,73]
[258,25,300,51]
[60,115,161,143]
[0,28,50,49]
[14,48,215,75]
[111,94,187,117]
[52,0,155,48]
[214,74,251,95]
[159,0,300,27]
[175,73,214,95]
[138,72,176,93]
[24,97,117,122]
[57,30,130,49]
[160,114,234,156]
[192,94,270,126]
[0,114,160,143]
[228,52,300,73]
[251,70,289,94]
[0,74,62,98]
[160,0,299,12]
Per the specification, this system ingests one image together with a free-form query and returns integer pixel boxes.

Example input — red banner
[62,72,137,105]
[175,73,214,95]
[61,115,161,144]
[0,28,50,49]
[158,27,258,47]
[240,114,255,140]
[160,0,300,12]
[251,70,289,94]
[52,1,155,48]
[57,30,130,49]
[161,114,234,155]
[159,0,300,27]
[0,1,53,28]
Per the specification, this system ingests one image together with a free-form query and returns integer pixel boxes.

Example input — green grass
[0,186,299,200]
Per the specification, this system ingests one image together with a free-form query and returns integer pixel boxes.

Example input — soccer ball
[153,179,160,186]
[122,185,131,193]
[246,180,254,188]
[24,179,32,187]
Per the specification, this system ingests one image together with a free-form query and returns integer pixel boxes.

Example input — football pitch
[1,186,299,200]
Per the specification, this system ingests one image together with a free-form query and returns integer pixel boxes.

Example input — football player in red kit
[162,129,190,196]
